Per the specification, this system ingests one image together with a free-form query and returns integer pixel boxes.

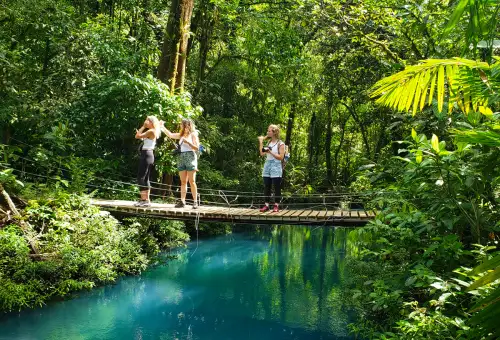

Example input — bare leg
[187,171,198,204]
[179,171,188,203]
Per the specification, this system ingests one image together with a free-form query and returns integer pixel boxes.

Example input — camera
[262,147,271,152]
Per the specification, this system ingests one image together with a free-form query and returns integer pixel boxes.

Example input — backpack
[270,140,290,170]
[280,144,290,170]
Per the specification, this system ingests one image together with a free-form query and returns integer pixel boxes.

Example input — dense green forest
[1,0,499,338]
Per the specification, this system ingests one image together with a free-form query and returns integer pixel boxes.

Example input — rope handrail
[5,137,375,198]
[7,155,373,199]
[1,163,372,212]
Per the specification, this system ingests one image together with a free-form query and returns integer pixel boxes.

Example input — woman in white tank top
[162,119,200,209]
[134,115,160,207]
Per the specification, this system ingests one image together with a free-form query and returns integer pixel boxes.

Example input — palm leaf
[468,267,500,290]
[453,128,500,147]
[443,0,499,55]
[466,253,500,338]
[371,58,495,115]
[443,0,470,36]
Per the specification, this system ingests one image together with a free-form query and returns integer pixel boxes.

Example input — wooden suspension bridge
[91,199,375,226]
[1,138,376,227]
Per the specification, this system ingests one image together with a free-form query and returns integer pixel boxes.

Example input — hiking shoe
[259,205,270,212]
[134,200,145,207]
[137,200,151,207]
[273,204,279,213]
[192,202,198,209]
[174,201,185,208]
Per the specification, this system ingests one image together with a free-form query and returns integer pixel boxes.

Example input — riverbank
[0,191,190,313]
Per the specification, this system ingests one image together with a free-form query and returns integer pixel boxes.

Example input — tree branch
[341,16,402,63]
[0,184,39,254]
[402,29,424,59]
[240,1,290,7]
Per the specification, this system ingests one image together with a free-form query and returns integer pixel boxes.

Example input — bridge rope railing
[1,160,374,213]
[1,137,378,210]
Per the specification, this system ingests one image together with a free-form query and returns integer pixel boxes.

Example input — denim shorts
[262,160,282,178]
[177,151,198,171]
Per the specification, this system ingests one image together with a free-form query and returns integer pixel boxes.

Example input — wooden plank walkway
[91,199,374,226]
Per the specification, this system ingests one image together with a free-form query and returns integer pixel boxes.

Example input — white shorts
[262,160,282,178]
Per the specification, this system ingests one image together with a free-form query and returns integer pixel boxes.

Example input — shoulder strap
[277,140,285,154]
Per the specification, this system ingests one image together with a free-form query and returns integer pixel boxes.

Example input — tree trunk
[0,184,39,254]
[307,111,316,182]
[342,102,371,160]
[325,98,334,184]
[284,102,295,154]
[343,136,353,184]
[333,112,351,185]
[157,0,195,91]
[194,2,216,97]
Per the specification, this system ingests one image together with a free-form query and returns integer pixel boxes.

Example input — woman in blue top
[258,124,285,212]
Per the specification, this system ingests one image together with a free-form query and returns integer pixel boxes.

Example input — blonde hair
[268,124,280,139]
[147,115,161,139]
[179,119,196,137]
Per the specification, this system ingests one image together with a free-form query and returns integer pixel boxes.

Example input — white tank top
[266,140,282,160]
[180,131,198,152]
[142,138,156,150]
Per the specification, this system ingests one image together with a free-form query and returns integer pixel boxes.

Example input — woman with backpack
[161,119,200,209]
[258,124,286,212]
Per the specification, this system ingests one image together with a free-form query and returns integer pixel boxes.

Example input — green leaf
[437,65,445,113]
[431,134,440,153]
[411,128,417,141]
[472,254,500,275]
[416,150,423,164]
[468,267,500,291]
[443,0,469,36]
[470,286,500,313]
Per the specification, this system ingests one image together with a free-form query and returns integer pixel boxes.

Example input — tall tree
[157,0,195,92]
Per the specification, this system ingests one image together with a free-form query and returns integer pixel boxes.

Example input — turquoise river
[0,226,356,340]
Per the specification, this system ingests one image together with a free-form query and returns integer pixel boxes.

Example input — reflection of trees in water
[4,228,357,339]
[252,226,353,336]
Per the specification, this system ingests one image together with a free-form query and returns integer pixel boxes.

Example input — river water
[0,226,356,340]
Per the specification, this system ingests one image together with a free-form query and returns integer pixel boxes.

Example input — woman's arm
[161,126,181,139]
[135,127,155,139]
[258,136,266,156]
[269,143,285,161]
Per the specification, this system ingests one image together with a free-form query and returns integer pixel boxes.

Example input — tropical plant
[465,252,500,339]
[370,57,499,115]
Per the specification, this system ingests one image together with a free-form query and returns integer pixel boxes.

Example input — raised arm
[135,127,155,140]
[258,136,267,156]
[161,126,180,139]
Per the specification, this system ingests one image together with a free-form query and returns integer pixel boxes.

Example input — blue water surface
[0,226,355,340]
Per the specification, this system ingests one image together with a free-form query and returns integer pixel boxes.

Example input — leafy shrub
[0,193,189,312]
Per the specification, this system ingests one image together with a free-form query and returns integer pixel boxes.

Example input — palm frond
[466,253,500,338]
[453,127,500,147]
[370,58,498,115]
[443,0,500,56]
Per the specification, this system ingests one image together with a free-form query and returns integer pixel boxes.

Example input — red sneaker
[273,204,279,212]
[259,205,270,212]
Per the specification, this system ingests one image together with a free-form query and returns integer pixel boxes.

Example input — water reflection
[0,226,355,340]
